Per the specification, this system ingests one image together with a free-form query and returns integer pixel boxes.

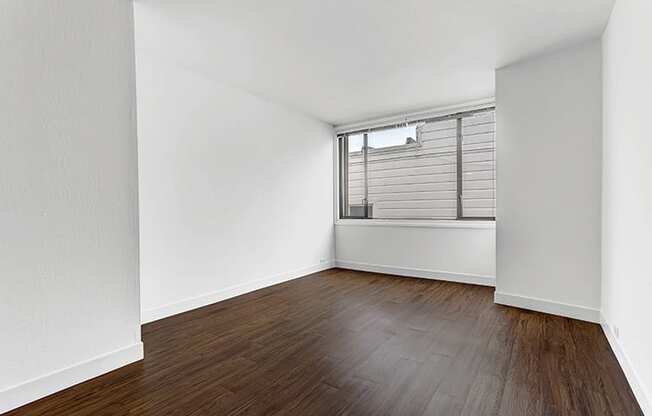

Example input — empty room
[1,0,651,415]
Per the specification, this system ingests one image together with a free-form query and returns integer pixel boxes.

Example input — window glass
[461,111,496,218]
[367,126,417,150]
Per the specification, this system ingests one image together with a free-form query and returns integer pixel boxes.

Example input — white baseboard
[334,260,495,287]
[141,261,335,324]
[0,342,143,414]
[601,314,651,416]
[493,291,600,323]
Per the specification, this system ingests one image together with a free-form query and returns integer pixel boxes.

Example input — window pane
[367,126,417,150]
[347,134,364,152]
[345,134,366,216]
[461,110,496,218]
[365,121,457,220]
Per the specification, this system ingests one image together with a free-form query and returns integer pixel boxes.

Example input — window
[338,107,495,220]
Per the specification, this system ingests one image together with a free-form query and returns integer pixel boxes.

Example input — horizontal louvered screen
[340,108,495,220]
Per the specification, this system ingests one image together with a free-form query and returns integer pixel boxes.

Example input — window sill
[335,219,495,230]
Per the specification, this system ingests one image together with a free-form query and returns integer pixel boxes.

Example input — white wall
[336,223,496,286]
[602,0,652,413]
[135,48,335,320]
[0,1,142,413]
[495,40,603,322]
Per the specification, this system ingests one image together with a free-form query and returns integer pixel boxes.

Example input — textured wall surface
[135,46,334,320]
[0,1,141,410]
[495,40,603,316]
[602,0,652,412]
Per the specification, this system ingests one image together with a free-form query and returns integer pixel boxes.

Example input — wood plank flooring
[5,269,642,415]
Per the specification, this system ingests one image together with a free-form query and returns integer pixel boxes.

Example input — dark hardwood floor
[6,269,641,415]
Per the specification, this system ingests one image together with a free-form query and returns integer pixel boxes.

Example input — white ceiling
[135,0,614,125]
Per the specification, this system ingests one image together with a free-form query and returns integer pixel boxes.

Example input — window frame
[336,106,496,222]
